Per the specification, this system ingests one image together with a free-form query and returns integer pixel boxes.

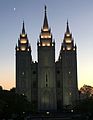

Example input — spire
[22,21,25,34]
[39,6,52,41]
[43,5,49,30]
[66,20,70,33]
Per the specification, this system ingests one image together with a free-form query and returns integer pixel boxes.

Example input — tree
[76,85,93,114]
[0,89,31,119]
[0,86,3,91]
[80,84,93,99]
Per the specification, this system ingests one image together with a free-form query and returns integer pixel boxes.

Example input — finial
[67,19,68,26]
[45,5,47,14]
[22,20,25,34]
[43,5,49,29]
[66,19,70,33]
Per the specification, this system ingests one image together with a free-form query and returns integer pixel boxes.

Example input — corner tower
[37,6,57,111]
[16,21,32,101]
[59,21,78,107]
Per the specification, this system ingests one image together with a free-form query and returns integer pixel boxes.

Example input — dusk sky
[0,0,93,90]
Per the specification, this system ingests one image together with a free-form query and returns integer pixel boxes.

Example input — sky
[0,0,93,90]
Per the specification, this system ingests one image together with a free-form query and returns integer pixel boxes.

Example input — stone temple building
[15,6,78,112]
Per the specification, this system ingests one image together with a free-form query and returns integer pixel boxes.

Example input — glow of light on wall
[65,39,71,43]
[27,48,29,51]
[17,48,19,51]
[42,43,50,46]
[43,28,48,31]
[21,46,26,51]
[63,47,65,50]
[69,92,72,96]
[67,47,71,50]
[47,43,50,46]
[21,34,26,37]
[52,43,54,46]
[73,48,75,51]
[41,35,51,39]
[66,34,70,37]
[42,43,45,46]
[20,39,27,44]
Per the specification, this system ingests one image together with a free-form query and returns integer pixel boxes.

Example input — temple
[16,6,78,112]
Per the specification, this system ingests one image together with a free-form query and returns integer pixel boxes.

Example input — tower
[37,6,57,111]
[16,21,32,101]
[59,21,78,107]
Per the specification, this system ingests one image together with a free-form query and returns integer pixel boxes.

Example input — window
[46,74,48,82]
[46,83,48,87]
[45,74,48,87]
[57,70,60,74]
[33,71,36,74]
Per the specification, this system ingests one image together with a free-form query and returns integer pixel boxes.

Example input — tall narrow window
[46,83,48,87]
[45,74,48,87]
[46,74,48,82]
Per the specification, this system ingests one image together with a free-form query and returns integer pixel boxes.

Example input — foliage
[80,84,93,98]
[77,98,93,113]
[76,85,93,113]
[0,88,32,119]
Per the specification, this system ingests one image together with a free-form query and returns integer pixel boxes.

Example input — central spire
[43,5,49,30]
[39,6,52,44]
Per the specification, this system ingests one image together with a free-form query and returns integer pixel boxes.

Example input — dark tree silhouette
[0,88,32,119]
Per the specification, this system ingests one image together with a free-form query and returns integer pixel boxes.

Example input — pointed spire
[43,5,49,30]
[66,20,70,33]
[22,21,25,34]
